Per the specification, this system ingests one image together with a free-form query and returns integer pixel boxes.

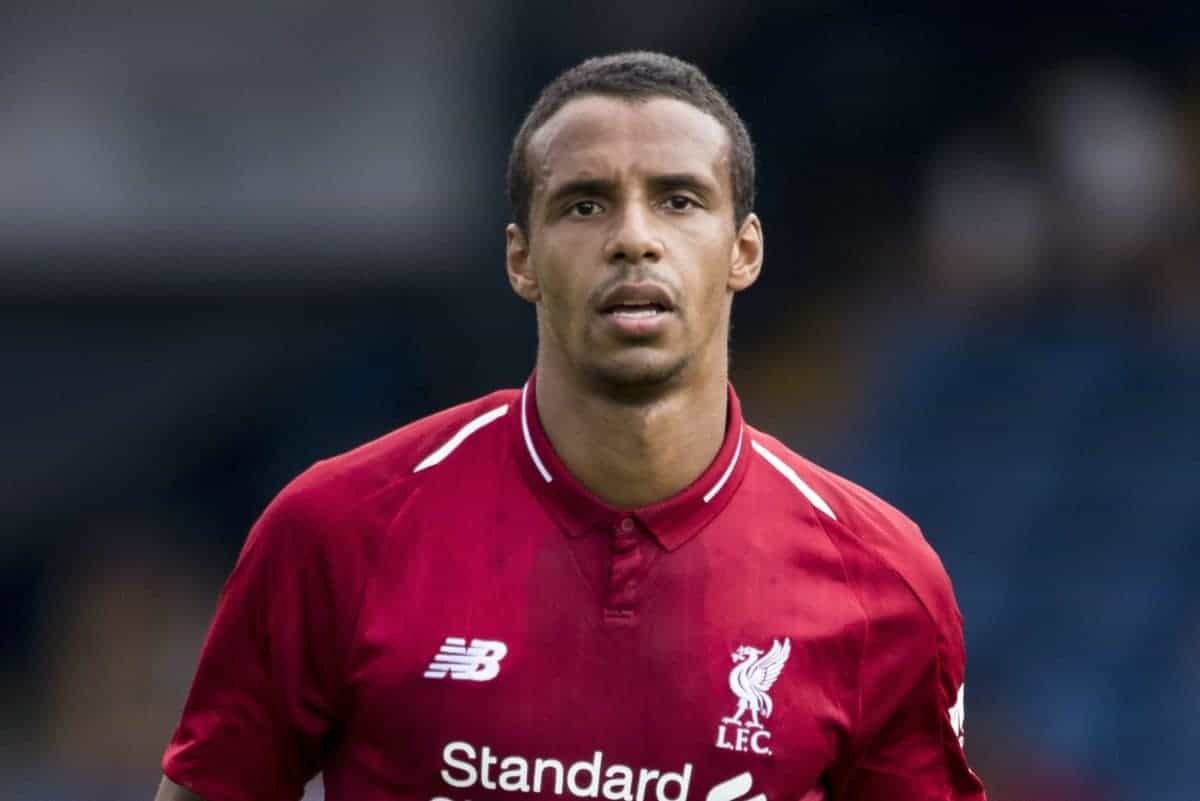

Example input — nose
[603,202,664,264]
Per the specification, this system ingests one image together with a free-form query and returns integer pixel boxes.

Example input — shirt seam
[806,507,868,794]
[331,397,518,713]
[308,458,438,719]
[810,509,945,793]
[332,478,398,719]
[747,443,870,770]
[330,392,518,692]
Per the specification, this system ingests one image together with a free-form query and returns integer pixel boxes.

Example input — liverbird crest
[716,638,792,755]
[721,638,791,730]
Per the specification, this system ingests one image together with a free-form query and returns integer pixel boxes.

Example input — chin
[585,354,689,399]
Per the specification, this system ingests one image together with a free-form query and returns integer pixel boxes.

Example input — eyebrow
[545,177,616,206]
[544,172,717,206]
[645,172,717,196]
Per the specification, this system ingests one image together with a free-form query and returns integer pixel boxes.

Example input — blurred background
[2,5,1197,800]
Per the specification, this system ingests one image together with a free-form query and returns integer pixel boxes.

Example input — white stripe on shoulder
[413,404,509,473]
[750,439,837,521]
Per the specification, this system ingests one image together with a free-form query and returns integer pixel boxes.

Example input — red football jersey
[164,380,985,801]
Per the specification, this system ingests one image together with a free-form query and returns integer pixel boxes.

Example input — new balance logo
[705,772,765,801]
[424,637,508,681]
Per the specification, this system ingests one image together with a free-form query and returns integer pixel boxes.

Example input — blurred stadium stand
[2,6,1197,800]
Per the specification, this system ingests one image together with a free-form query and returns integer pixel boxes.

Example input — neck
[534,359,729,510]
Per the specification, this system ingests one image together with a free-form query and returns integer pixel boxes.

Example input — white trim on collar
[703,424,744,503]
[523,381,747,499]
[521,381,553,483]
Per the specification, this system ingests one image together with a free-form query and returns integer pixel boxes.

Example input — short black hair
[507,51,755,233]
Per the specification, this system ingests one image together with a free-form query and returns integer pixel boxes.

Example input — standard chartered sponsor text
[438,741,693,801]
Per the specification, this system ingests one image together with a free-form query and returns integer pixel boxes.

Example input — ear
[506,223,541,303]
[728,213,763,293]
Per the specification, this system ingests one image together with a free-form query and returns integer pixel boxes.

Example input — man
[156,52,986,801]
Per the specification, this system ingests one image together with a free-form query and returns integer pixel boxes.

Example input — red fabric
[163,382,985,801]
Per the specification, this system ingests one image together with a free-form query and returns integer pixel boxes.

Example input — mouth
[597,282,676,319]
[603,302,672,320]
[596,285,676,338]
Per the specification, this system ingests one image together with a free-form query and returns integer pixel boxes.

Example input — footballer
[155,52,986,801]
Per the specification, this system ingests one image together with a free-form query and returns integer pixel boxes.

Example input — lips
[597,282,676,315]
[595,282,676,337]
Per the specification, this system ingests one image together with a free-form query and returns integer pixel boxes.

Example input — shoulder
[246,388,519,556]
[746,429,963,637]
[286,389,517,504]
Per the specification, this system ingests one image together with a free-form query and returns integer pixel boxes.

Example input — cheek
[533,246,587,323]
[692,240,733,305]
[699,280,729,330]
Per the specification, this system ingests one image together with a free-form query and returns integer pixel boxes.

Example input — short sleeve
[833,591,986,800]
[163,481,358,801]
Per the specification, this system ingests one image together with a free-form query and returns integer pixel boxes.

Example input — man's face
[507,95,762,393]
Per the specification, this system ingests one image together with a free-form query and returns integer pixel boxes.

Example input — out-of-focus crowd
[1,7,1196,801]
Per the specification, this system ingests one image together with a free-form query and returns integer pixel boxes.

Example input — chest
[337,511,859,801]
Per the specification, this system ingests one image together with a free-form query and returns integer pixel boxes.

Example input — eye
[570,200,602,217]
[665,195,698,211]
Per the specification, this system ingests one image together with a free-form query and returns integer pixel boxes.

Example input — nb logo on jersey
[424,637,508,681]
[705,772,765,801]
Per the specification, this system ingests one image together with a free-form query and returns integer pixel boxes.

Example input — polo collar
[512,374,750,551]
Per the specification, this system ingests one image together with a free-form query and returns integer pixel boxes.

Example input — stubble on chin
[583,353,690,404]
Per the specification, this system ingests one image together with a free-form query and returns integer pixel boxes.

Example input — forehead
[528,95,731,191]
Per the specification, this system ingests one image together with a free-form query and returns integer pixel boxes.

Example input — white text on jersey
[440,741,692,801]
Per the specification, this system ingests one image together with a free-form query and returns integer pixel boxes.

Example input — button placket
[604,517,646,623]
